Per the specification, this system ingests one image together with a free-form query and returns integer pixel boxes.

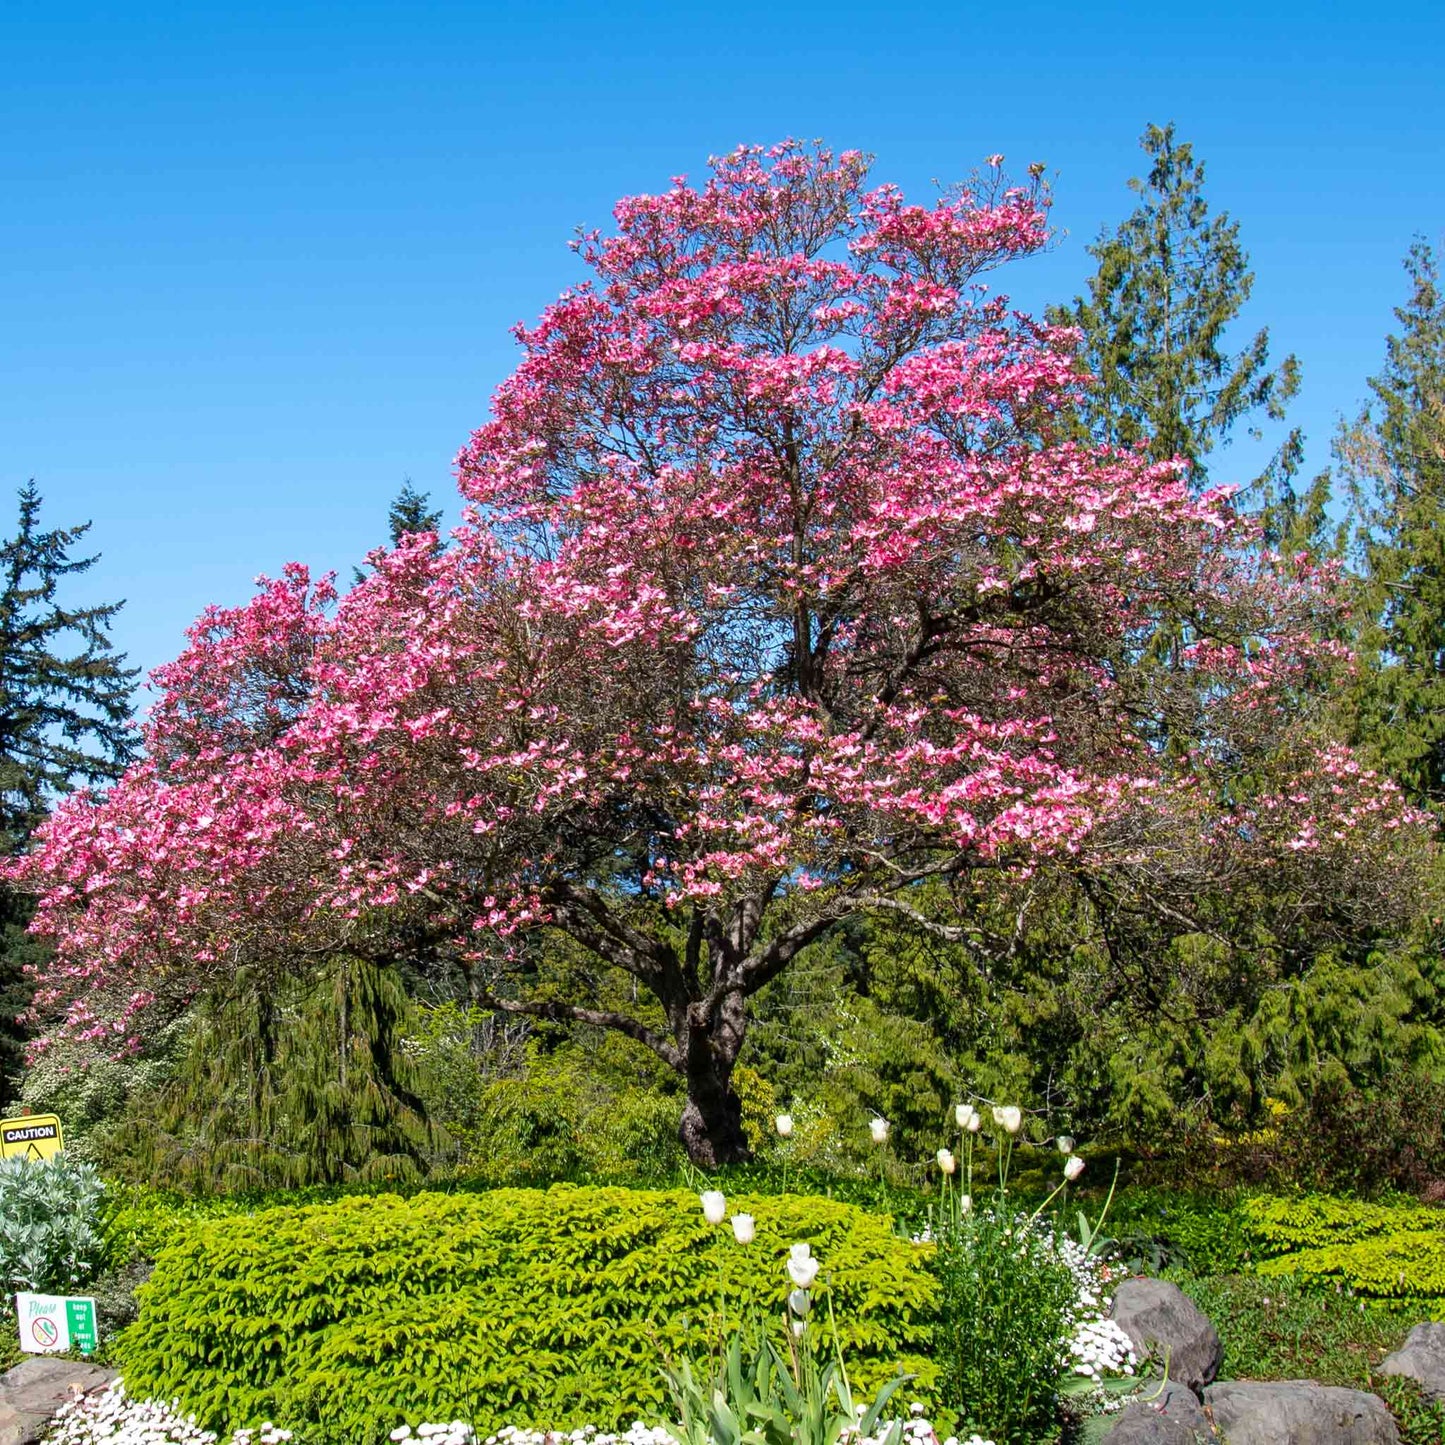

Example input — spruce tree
[1342,241,1445,806]
[1051,123,1303,513]
[0,483,136,1103]
[354,480,445,584]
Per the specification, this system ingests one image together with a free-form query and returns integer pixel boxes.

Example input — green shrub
[0,1155,106,1299]
[1106,1190,1253,1274]
[1244,1195,1445,1300]
[117,1184,936,1440]
[932,1209,1080,1445]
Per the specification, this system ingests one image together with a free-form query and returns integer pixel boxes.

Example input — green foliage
[931,1208,1079,1445]
[1244,1194,1445,1300]
[1166,1272,1423,1386]
[1377,1377,1445,1445]
[1048,123,1301,508]
[0,1155,106,1298]
[0,481,137,1103]
[664,1323,905,1445]
[104,958,436,1192]
[1104,1191,1253,1275]
[1341,241,1445,807]
[116,1185,937,1440]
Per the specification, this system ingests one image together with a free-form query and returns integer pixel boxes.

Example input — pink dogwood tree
[12,143,1425,1163]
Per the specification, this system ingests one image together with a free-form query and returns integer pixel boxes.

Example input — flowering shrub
[0,1155,106,1299]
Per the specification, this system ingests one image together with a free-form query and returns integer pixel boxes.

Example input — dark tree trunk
[678,1075,750,1166]
[676,991,751,1166]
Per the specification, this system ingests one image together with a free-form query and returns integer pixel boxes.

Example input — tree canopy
[10,144,1427,1163]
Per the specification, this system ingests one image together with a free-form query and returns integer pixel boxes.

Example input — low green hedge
[1245,1194,1445,1301]
[117,1184,936,1440]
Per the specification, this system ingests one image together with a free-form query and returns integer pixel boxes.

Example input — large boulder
[1204,1380,1399,1445]
[1103,1380,1213,1444]
[1109,1277,1224,1394]
[0,1358,117,1445]
[1379,1321,1445,1399]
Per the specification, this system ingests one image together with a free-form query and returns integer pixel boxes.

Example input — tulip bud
[936,1148,956,1175]
[1063,1155,1085,1182]
[1056,1135,1075,1155]
[788,1287,811,1316]
[731,1212,755,1244]
[960,1194,972,1215]
[954,1103,972,1129]
[992,1105,1022,1136]
[699,1189,726,1225]
[869,1116,890,1145]
[791,1317,805,1337]
[775,1113,794,1139]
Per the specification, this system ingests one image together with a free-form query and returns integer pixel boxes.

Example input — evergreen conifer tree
[0,483,136,1102]
[1342,241,1445,806]
[1051,124,1303,514]
[353,480,445,585]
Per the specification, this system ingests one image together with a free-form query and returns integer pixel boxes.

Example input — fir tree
[386,479,443,545]
[1342,241,1445,806]
[1051,123,1303,513]
[0,483,137,1103]
[353,480,445,585]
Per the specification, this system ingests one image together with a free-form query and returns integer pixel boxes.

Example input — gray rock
[0,1357,117,1445]
[1379,1321,1445,1399]
[1103,1380,1213,1444]
[1110,1277,1224,1394]
[1204,1380,1399,1445]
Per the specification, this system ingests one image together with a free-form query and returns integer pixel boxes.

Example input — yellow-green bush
[1245,1194,1445,1300]
[117,1184,937,1440]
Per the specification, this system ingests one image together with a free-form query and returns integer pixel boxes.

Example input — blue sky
[3,1,1442,686]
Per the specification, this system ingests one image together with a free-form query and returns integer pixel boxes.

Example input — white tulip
[936,1148,956,1175]
[788,1286,811,1316]
[992,1105,1022,1135]
[960,1194,972,1215]
[963,1107,981,1133]
[730,1212,755,1244]
[1063,1155,1085,1182]
[700,1189,727,1225]
[789,1241,812,1263]
[869,1115,890,1144]
[791,1317,806,1337]
[1056,1135,1075,1155]
[775,1113,794,1138]
[787,1252,820,1288]
[954,1103,973,1129]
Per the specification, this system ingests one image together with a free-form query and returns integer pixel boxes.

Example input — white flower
[1056,1135,1075,1155]
[700,1189,727,1224]
[791,1317,805,1337]
[1063,1155,1085,1181]
[992,1105,1022,1135]
[953,1103,974,1130]
[788,1286,811,1315]
[786,1245,820,1288]
[775,1113,794,1138]
[936,1148,956,1175]
[730,1212,755,1244]
[959,1193,972,1214]
[869,1115,890,1144]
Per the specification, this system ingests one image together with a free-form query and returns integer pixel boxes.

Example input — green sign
[65,1297,98,1355]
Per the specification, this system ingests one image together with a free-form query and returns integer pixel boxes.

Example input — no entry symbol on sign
[30,1316,58,1348]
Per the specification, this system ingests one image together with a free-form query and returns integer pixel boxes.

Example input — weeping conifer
[110,956,438,1192]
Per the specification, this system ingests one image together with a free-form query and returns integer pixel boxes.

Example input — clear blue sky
[3,1,1442,687]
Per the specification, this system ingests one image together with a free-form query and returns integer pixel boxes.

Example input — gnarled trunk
[678,1071,749,1166]
[676,990,751,1165]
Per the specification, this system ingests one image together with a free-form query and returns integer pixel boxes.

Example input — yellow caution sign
[0,1114,64,1161]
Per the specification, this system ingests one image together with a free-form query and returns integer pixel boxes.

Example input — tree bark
[678,1066,749,1166]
